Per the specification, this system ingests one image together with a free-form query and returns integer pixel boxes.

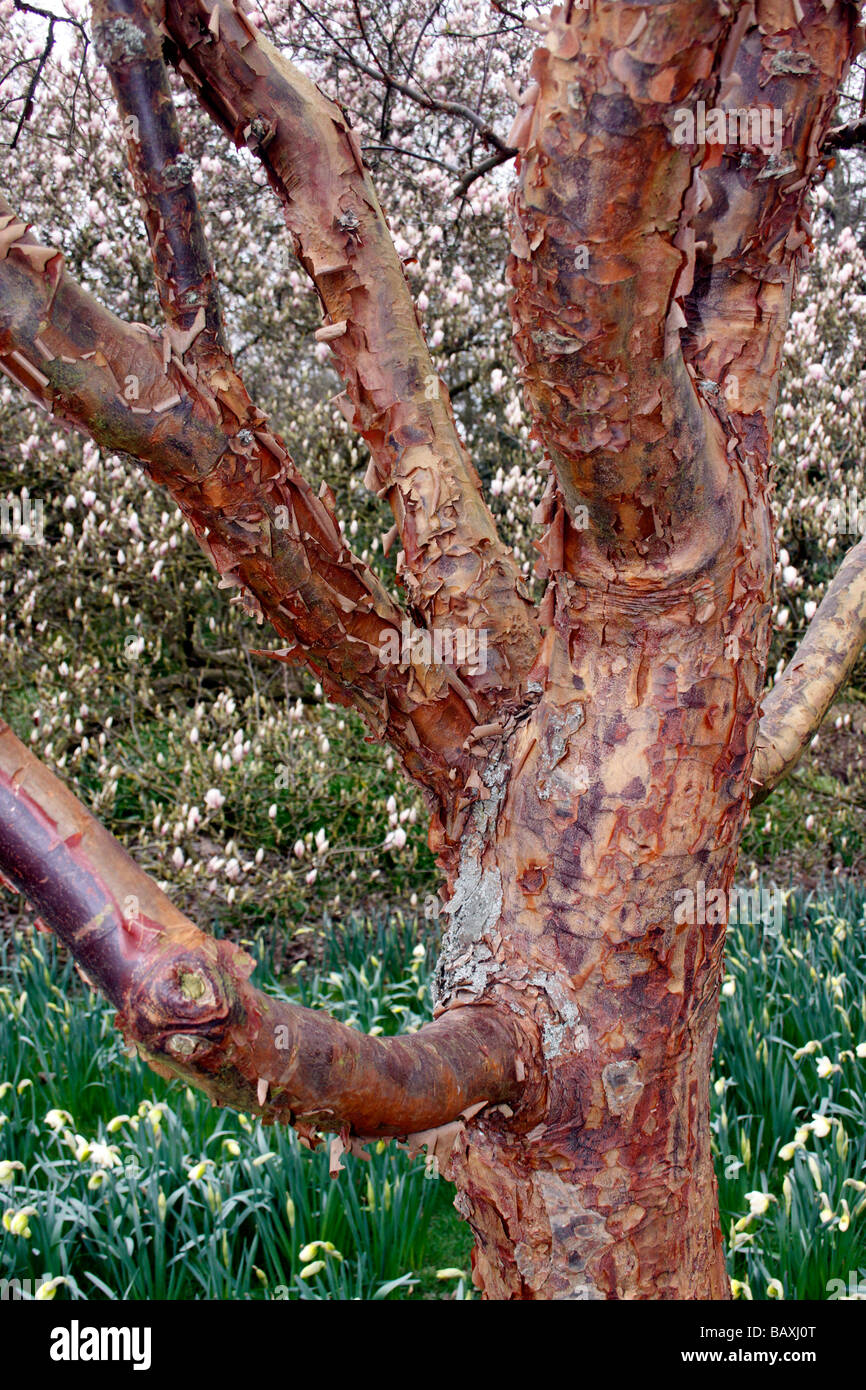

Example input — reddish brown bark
[0,719,530,1137]
[1,0,865,1301]
[157,0,540,705]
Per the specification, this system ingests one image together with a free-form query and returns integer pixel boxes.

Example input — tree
[1,0,866,1300]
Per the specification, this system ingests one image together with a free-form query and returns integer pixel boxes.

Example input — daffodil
[44,1108,73,1132]
[744,1190,775,1217]
[730,1279,753,1299]
[767,1279,784,1299]
[222,1139,241,1158]
[187,1159,214,1182]
[436,1268,466,1280]
[300,1260,325,1279]
[88,1142,120,1169]
[810,1113,832,1138]
[0,1160,24,1185]
[35,1277,69,1301]
[816,1056,841,1078]
[2,1205,36,1238]
[793,1040,820,1060]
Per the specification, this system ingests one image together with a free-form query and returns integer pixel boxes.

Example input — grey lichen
[163,155,195,189]
[768,50,816,77]
[433,747,508,1004]
[532,969,588,1060]
[93,18,149,65]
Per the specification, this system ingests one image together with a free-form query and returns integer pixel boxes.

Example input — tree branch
[507,1,731,581]
[92,0,227,368]
[0,719,528,1138]
[158,0,539,701]
[751,536,866,806]
[683,1,861,497]
[0,198,487,803]
[824,114,866,150]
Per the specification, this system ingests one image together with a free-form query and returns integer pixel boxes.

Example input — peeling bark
[0,196,486,806]
[158,0,540,702]
[0,720,530,1138]
[0,0,864,1301]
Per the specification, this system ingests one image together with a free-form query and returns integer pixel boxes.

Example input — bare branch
[508,2,729,580]
[159,0,539,702]
[91,0,227,368]
[751,536,866,806]
[453,148,515,200]
[684,2,860,495]
[0,199,488,802]
[0,719,529,1138]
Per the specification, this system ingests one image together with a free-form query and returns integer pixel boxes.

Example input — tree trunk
[432,489,768,1296]
[1,0,865,1302]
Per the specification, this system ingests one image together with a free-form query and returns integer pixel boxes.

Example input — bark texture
[0,719,530,1138]
[1,0,864,1301]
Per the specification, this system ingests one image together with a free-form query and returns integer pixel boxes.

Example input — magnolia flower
[204,788,225,811]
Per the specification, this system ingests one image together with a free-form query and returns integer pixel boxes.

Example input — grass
[0,890,864,1301]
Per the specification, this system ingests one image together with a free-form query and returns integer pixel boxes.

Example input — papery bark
[0,720,530,1138]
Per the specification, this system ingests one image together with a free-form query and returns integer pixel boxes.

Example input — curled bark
[0,197,489,803]
[752,536,866,805]
[157,0,539,700]
[0,719,529,1138]
[684,0,861,484]
[508,1,732,577]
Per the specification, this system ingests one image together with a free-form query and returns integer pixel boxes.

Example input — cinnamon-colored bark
[0,719,528,1137]
[0,0,864,1301]
[158,0,539,703]
[0,197,487,803]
